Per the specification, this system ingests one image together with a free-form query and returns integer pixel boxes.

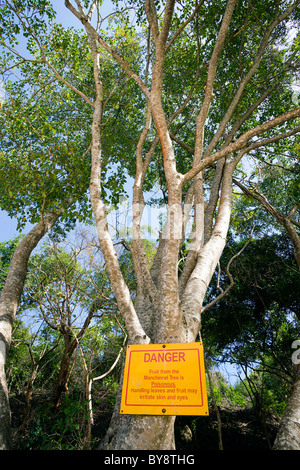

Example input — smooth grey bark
[273,364,300,450]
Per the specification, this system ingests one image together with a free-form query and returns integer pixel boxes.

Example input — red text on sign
[144,352,186,363]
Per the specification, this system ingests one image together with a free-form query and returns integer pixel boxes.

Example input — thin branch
[233,178,285,225]
[166,0,205,51]
[169,133,194,154]
[201,224,254,313]
[203,0,300,157]
[233,178,300,268]
[43,57,95,107]
[194,0,238,163]
[88,328,127,425]
[144,0,159,43]
[5,1,95,107]
[65,0,150,99]
[242,127,300,154]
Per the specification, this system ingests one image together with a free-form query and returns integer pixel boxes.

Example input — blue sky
[0,211,27,242]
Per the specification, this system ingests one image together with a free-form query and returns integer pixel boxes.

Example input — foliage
[6,320,33,396]
[0,10,146,230]
[20,395,89,450]
[203,233,300,356]
[207,370,248,408]
[202,233,299,424]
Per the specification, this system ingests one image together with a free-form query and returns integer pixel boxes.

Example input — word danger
[144,351,186,363]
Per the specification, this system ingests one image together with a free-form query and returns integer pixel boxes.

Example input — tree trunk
[0,358,11,450]
[101,414,176,450]
[99,361,176,450]
[273,364,300,450]
[51,337,75,410]
[0,201,74,449]
[99,158,234,450]
[20,366,38,432]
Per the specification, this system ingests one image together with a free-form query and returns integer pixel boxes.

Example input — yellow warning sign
[120,342,209,416]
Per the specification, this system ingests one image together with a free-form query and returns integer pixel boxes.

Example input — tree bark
[51,336,74,410]
[0,362,11,450]
[99,361,176,450]
[273,364,300,450]
[101,413,176,450]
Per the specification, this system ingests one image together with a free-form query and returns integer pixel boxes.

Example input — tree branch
[233,178,300,268]
[64,0,150,99]
[182,107,300,185]
[144,0,159,43]
[202,0,300,158]
[201,225,254,313]
[194,0,238,163]
[166,0,205,51]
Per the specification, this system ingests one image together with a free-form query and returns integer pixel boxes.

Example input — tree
[0,4,94,448]
[25,240,101,409]
[1,0,300,449]
[227,138,300,449]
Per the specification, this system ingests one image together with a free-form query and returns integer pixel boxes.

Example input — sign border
[120,342,209,416]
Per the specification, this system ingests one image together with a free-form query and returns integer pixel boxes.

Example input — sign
[120,342,209,416]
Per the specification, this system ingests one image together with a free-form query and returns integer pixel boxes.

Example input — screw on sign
[120,342,209,416]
